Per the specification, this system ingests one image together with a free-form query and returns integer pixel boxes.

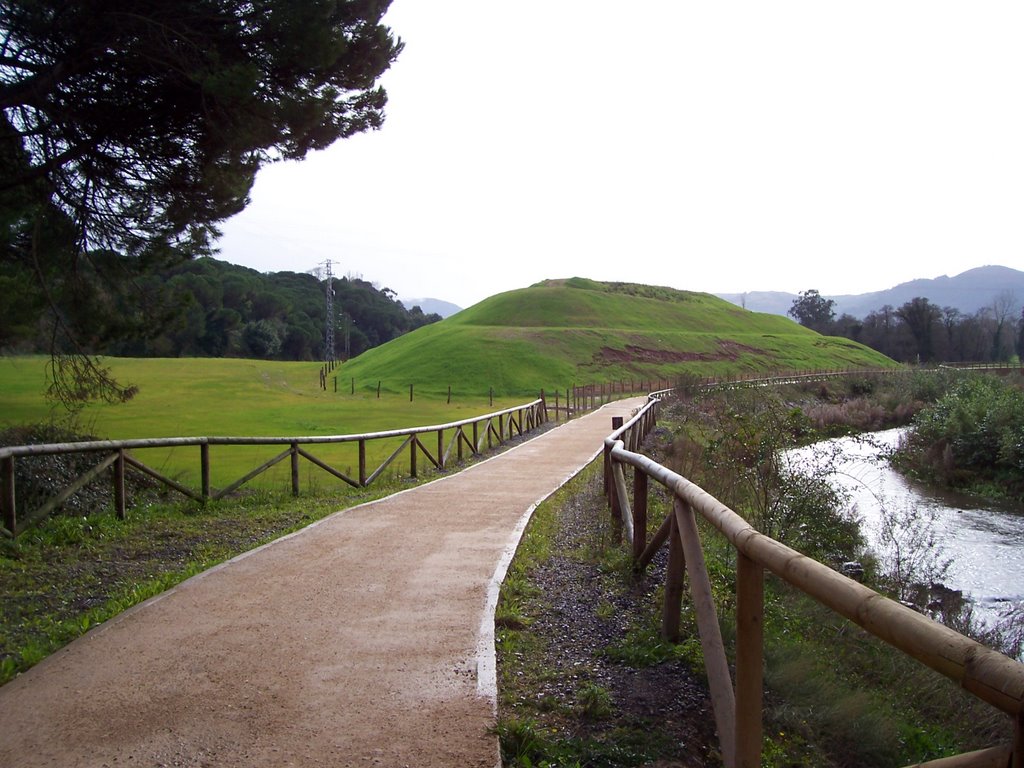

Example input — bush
[899,374,1024,497]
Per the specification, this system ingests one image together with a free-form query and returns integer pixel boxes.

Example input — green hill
[338,278,896,398]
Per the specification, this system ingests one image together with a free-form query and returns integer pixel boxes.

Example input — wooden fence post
[200,443,211,501]
[736,551,764,768]
[409,384,414,402]
[410,437,417,478]
[114,449,126,520]
[437,429,445,469]
[674,497,736,768]
[662,510,684,641]
[290,442,300,496]
[358,439,367,486]
[2,455,16,534]
[632,467,648,561]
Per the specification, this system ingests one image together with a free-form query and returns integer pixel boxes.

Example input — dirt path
[0,398,645,768]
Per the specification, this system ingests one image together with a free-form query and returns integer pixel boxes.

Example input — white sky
[215,1,1024,310]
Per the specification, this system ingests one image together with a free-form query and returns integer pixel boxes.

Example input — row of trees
[3,256,441,362]
[789,289,1024,363]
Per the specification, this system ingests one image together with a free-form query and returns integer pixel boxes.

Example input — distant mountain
[718,265,1024,319]
[401,297,462,318]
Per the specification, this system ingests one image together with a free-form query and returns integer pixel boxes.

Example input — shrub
[899,374,1024,497]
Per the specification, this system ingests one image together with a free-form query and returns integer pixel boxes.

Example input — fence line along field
[0,356,548,488]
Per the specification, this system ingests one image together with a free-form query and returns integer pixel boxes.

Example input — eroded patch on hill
[596,340,766,365]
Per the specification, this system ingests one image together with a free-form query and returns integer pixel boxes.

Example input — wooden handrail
[604,391,1024,768]
[0,399,548,537]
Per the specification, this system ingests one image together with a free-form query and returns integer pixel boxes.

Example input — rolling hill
[337,277,896,398]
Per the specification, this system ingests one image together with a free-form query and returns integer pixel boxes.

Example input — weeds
[494,462,716,766]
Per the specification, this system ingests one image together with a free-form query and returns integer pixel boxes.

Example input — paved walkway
[0,398,644,768]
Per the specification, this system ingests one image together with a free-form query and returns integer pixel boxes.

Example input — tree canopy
[1,0,402,255]
[5,255,441,362]
[0,0,402,404]
[787,289,836,334]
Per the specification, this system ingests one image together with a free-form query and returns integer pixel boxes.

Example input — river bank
[790,427,1024,634]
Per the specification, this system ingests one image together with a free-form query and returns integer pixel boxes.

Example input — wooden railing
[546,379,679,420]
[603,392,1024,768]
[1,399,548,538]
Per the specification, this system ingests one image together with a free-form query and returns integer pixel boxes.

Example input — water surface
[787,428,1024,627]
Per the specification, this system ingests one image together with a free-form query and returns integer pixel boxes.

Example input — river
[787,428,1024,630]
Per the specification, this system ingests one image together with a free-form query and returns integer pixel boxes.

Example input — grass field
[0,355,536,491]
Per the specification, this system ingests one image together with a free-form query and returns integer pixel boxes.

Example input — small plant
[603,622,690,668]
[577,682,613,719]
[871,497,951,605]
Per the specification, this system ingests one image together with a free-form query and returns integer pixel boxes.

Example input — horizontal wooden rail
[0,399,548,537]
[603,390,1024,768]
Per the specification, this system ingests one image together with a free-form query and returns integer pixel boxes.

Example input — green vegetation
[0,355,529,489]
[497,372,1014,767]
[659,378,1009,763]
[894,372,1024,500]
[2,257,441,363]
[109,259,442,360]
[495,464,704,767]
[797,289,1024,365]
[341,278,895,399]
[2,2,402,405]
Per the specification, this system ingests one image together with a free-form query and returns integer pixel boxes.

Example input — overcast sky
[214,1,1024,310]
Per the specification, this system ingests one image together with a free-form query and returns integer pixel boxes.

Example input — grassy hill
[338,277,896,398]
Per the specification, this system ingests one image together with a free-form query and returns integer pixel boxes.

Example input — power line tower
[315,260,339,363]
